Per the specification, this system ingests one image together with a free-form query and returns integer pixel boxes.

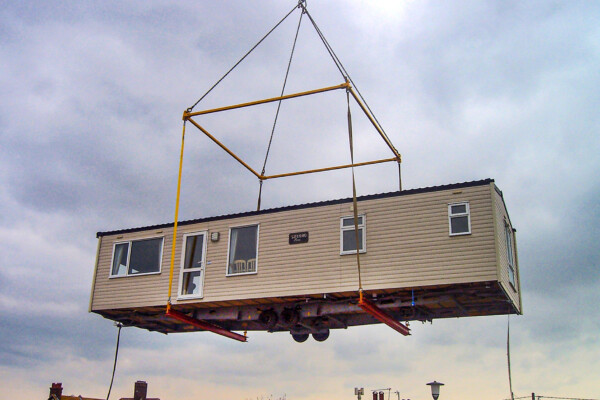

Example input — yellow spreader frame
[182,81,401,180]
[166,81,403,342]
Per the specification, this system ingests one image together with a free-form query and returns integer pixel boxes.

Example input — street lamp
[426,381,444,400]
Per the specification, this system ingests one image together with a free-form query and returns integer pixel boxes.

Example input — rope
[507,313,515,400]
[300,4,345,80]
[188,3,300,111]
[346,87,362,290]
[257,8,304,211]
[167,121,187,307]
[106,323,123,400]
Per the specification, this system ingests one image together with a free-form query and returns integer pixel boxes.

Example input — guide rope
[257,7,305,211]
[507,313,515,400]
[106,323,123,400]
[188,3,300,112]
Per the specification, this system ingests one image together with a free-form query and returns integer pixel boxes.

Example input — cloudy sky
[1,1,599,399]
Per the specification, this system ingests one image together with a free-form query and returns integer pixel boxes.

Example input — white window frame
[109,236,164,278]
[504,221,516,287]
[226,223,259,277]
[177,231,208,300]
[340,214,366,255]
[448,202,471,236]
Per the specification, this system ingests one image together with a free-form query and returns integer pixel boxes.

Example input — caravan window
[110,237,163,277]
[448,202,471,235]
[227,225,259,276]
[505,222,516,287]
[340,215,366,255]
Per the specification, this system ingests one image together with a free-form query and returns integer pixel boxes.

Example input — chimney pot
[49,383,63,400]
[134,380,148,400]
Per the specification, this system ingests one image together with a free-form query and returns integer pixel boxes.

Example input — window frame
[109,236,164,278]
[504,221,516,288]
[448,202,471,236]
[177,231,208,300]
[225,223,260,277]
[340,214,366,255]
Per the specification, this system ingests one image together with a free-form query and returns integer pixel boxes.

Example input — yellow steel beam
[186,118,262,178]
[263,157,399,180]
[348,87,401,162]
[167,121,187,306]
[186,113,398,180]
[183,82,350,119]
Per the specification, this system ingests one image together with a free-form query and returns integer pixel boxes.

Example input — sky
[0,1,599,399]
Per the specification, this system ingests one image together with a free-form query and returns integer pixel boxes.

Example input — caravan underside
[95,281,517,340]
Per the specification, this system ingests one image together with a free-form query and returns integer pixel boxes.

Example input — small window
[505,222,516,287]
[227,225,258,275]
[448,202,471,235]
[110,237,163,277]
[340,215,366,255]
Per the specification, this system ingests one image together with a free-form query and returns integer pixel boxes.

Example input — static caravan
[90,178,521,342]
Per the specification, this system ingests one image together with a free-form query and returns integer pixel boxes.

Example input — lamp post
[426,381,444,400]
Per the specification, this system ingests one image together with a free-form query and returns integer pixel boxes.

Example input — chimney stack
[134,380,148,400]
[49,383,63,400]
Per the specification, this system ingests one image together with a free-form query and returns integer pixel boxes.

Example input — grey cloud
[1,1,600,398]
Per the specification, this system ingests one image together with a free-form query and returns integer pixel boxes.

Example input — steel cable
[188,3,300,111]
[257,9,304,210]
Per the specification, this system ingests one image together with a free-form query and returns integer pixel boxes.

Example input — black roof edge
[97,178,495,238]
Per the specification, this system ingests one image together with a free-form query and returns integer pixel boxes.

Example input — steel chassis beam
[358,292,410,336]
[166,308,247,342]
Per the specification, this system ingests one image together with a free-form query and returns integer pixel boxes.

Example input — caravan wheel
[291,333,309,343]
[312,330,330,342]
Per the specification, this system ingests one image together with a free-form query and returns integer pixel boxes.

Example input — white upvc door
[178,231,207,299]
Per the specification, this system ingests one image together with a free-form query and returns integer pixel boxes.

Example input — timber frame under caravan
[90,179,522,342]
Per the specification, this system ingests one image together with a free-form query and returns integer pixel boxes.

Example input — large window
[340,215,366,255]
[448,202,471,235]
[505,222,516,287]
[227,225,259,275]
[179,232,206,298]
[110,237,163,277]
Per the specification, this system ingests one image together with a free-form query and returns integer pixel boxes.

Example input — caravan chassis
[95,280,516,342]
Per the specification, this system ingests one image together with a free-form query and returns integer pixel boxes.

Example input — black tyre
[312,330,330,342]
[291,333,309,343]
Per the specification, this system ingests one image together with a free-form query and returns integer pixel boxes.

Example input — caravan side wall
[91,183,514,312]
[492,186,522,313]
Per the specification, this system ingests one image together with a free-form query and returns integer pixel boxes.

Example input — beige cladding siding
[493,188,521,312]
[198,206,344,301]
[92,228,175,310]
[92,183,502,311]
[337,186,498,292]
